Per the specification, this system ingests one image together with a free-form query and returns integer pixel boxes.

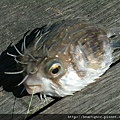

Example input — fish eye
[49,63,61,75]
[44,58,64,78]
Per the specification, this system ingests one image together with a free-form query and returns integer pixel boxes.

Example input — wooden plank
[0,0,120,119]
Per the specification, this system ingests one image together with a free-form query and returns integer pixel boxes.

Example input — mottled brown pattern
[18,19,111,86]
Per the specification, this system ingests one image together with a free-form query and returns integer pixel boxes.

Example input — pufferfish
[6,19,120,97]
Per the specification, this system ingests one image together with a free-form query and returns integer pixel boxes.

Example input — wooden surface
[0,0,120,119]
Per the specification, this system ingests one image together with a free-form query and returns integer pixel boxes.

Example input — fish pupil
[51,67,59,74]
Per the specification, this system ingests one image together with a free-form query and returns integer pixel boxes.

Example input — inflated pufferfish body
[18,19,114,97]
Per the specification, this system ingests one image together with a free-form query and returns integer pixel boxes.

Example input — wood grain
[0,0,120,119]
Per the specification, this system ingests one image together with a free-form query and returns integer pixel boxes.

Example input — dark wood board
[0,0,120,119]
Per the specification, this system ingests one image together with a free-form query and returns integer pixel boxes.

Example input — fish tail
[111,39,120,63]
[107,27,120,63]
[107,27,120,49]
[111,39,120,50]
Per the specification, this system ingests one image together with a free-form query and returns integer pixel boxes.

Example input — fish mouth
[22,74,44,94]
[24,84,43,94]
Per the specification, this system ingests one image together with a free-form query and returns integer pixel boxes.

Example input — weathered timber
[0,0,120,120]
